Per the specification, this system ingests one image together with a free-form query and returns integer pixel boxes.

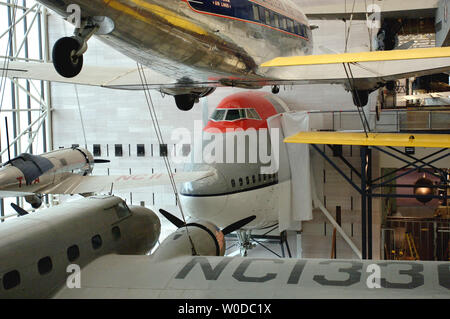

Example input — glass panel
[211,109,226,121]
[265,10,270,25]
[226,109,240,121]
[252,5,260,21]
[239,109,247,119]
[116,202,131,219]
[247,109,261,120]
[273,14,279,28]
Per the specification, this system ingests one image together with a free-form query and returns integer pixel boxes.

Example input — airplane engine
[152,210,255,260]
[25,194,43,209]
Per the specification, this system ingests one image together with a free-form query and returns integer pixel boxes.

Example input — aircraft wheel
[175,94,196,111]
[52,37,84,78]
[271,85,280,94]
[352,90,369,107]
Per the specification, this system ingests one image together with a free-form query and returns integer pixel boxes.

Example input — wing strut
[342,63,371,136]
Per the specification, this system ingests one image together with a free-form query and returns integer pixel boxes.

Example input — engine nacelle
[151,220,225,261]
[25,194,43,209]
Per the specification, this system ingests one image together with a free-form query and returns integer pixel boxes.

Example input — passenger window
[287,20,294,32]
[115,202,131,219]
[263,175,267,181]
[258,174,262,182]
[273,14,279,28]
[258,7,265,23]
[112,226,121,241]
[281,18,287,30]
[252,5,260,21]
[91,235,103,250]
[264,10,270,25]
[239,178,243,186]
[211,109,226,121]
[38,256,52,275]
[252,175,256,184]
[2,270,20,290]
[246,176,250,185]
[226,110,240,121]
[67,245,80,262]
[231,179,236,188]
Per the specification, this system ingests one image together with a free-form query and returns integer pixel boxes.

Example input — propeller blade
[94,159,110,164]
[159,209,185,228]
[222,215,256,236]
[10,203,29,216]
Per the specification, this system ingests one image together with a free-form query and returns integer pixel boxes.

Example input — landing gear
[52,19,99,78]
[174,94,198,111]
[237,230,255,257]
[271,85,280,94]
[52,37,84,78]
[376,21,400,51]
[352,90,369,107]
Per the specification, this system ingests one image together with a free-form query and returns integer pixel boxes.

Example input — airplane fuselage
[0,196,160,298]
[180,92,291,229]
[38,0,313,86]
[0,147,94,200]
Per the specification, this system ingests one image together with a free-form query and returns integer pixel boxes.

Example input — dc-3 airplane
[0,197,448,299]
[3,0,450,110]
[0,146,210,209]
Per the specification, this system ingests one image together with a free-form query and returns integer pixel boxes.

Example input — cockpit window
[225,109,241,121]
[246,109,261,120]
[211,108,261,122]
[115,202,131,219]
[211,109,226,121]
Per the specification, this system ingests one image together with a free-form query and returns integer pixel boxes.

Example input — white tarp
[267,112,313,232]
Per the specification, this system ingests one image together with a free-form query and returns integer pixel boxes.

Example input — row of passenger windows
[210,108,261,122]
[231,173,278,188]
[1,226,121,291]
[251,4,308,38]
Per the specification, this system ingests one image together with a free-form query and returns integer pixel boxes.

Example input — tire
[52,37,83,78]
[175,94,196,111]
[352,90,369,107]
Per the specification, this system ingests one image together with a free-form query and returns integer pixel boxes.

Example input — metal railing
[308,109,450,132]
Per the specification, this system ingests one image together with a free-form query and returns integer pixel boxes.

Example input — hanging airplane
[3,0,450,111]
[0,146,212,208]
[1,202,448,299]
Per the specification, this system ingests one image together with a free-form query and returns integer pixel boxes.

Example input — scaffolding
[0,0,52,217]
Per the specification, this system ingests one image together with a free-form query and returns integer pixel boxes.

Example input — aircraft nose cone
[179,164,229,223]
[180,164,229,197]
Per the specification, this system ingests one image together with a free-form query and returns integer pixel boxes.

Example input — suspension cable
[74,85,88,149]
[136,62,198,256]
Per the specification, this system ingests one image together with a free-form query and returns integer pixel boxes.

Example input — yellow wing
[262,47,450,67]
[284,132,450,148]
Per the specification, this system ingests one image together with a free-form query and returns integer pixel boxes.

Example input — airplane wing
[37,171,213,195]
[260,47,450,90]
[302,0,439,20]
[3,61,221,91]
[5,47,450,91]
[284,132,450,148]
[53,254,450,299]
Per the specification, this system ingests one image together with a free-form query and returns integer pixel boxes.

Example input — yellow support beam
[284,132,450,148]
[261,47,450,67]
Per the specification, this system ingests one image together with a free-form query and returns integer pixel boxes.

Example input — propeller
[93,159,110,164]
[10,203,29,216]
[159,209,256,234]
